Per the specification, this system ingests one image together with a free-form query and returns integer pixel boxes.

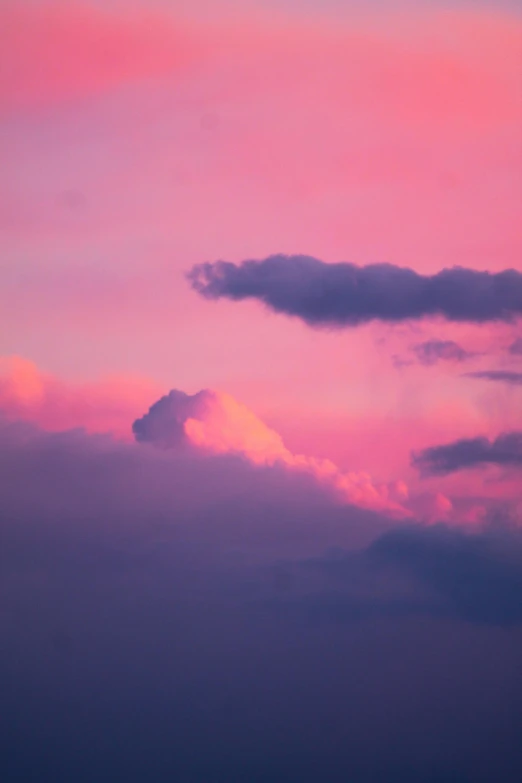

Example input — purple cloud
[464,370,522,385]
[412,431,522,476]
[132,389,212,449]
[412,339,473,365]
[509,337,522,356]
[188,254,522,327]
[1,416,522,782]
[293,525,522,627]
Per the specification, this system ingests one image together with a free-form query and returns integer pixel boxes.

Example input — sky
[1,1,522,781]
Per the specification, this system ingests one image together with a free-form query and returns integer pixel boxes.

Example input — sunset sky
[1,1,522,781]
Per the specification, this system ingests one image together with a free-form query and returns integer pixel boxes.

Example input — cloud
[278,525,522,627]
[188,255,522,327]
[367,525,522,626]
[509,337,522,356]
[0,360,482,526]
[412,339,474,366]
[0,356,160,438]
[465,370,522,385]
[367,525,522,625]
[1,410,522,782]
[412,431,522,476]
[0,415,394,561]
[133,388,410,516]
[133,388,289,460]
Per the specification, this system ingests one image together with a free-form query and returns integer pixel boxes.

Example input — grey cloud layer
[188,254,522,327]
[412,431,522,476]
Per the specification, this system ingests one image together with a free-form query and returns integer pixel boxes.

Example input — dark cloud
[276,525,522,627]
[188,254,522,327]
[412,339,473,365]
[132,388,209,448]
[412,431,522,476]
[367,525,522,626]
[1,418,522,782]
[508,337,522,356]
[464,370,522,385]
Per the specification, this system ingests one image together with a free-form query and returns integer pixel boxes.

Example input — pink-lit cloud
[2,357,408,518]
[133,386,423,517]
[0,356,160,438]
[2,355,519,525]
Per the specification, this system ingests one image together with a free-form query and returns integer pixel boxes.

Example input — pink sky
[1,0,521,524]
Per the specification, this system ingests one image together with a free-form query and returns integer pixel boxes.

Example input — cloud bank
[188,255,522,327]
[412,432,522,476]
[1,415,522,782]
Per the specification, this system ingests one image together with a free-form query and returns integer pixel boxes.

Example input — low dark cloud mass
[413,339,473,365]
[465,370,522,385]
[268,526,522,627]
[367,526,522,625]
[188,254,522,327]
[1,417,522,782]
[412,431,522,475]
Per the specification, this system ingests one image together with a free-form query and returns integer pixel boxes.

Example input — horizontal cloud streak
[412,432,522,476]
[465,370,522,385]
[188,255,522,327]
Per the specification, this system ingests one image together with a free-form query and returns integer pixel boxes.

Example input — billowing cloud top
[133,388,410,515]
[133,388,288,460]
[188,255,522,327]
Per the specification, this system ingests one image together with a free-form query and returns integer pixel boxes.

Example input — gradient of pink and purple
[2,5,522,783]
[1,0,521,523]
